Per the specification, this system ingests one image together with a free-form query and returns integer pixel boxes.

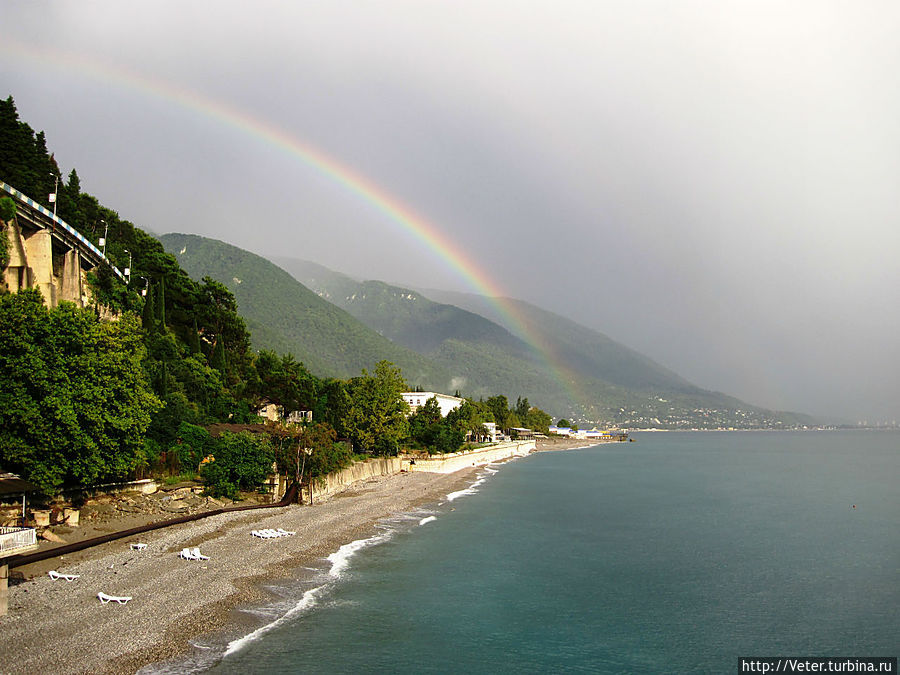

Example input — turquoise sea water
[158,431,899,674]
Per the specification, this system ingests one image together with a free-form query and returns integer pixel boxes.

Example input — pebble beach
[0,468,479,675]
[1,438,590,674]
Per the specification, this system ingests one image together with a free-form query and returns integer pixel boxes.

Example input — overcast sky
[2,1,898,422]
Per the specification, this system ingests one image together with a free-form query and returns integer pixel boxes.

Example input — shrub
[200,431,274,499]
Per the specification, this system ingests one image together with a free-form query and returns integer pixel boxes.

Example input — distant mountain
[272,258,526,354]
[158,234,451,386]
[274,256,816,429]
[416,288,699,393]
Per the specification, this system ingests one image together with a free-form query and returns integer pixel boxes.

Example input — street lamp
[98,220,108,256]
[49,173,59,217]
[123,249,132,282]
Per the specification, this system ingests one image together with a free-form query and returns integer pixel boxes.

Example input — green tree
[407,396,442,446]
[314,378,350,437]
[141,283,156,332]
[486,395,513,431]
[188,318,201,355]
[252,350,318,417]
[210,337,226,374]
[515,396,530,422]
[0,290,162,494]
[274,422,352,484]
[200,431,274,499]
[172,422,215,474]
[557,419,571,428]
[344,360,409,456]
[0,196,15,222]
[524,406,552,434]
[431,422,465,454]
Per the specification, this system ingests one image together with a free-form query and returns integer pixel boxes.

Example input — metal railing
[0,526,37,553]
[0,181,126,281]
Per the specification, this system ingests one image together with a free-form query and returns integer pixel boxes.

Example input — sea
[148,431,899,674]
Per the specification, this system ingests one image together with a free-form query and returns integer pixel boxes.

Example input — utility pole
[49,173,59,216]
[99,220,108,256]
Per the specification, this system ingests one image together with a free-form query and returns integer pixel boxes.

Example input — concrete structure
[301,456,402,504]
[299,440,536,503]
[401,391,465,417]
[257,403,312,425]
[401,440,535,473]
[1,181,125,308]
[549,426,628,442]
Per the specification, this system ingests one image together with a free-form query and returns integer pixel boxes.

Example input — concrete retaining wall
[301,456,402,503]
[401,440,536,474]
[299,440,536,502]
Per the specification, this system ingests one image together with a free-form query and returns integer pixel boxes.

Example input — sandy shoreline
[1,438,590,674]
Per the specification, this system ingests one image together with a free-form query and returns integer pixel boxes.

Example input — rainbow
[3,37,588,412]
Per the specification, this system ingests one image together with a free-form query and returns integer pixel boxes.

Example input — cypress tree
[142,283,156,332]
[189,318,201,355]
[159,362,169,398]
[211,338,226,374]
[156,277,166,328]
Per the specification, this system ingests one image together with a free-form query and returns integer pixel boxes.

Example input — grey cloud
[1,0,897,421]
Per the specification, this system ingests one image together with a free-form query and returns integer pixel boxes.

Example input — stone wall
[301,456,403,503]
[401,440,535,474]
[298,441,536,502]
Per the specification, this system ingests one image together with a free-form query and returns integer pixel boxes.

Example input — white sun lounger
[130,543,148,551]
[252,528,294,539]
[190,547,210,561]
[97,592,132,605]
[179,547,210,561]
[48,570,80,582]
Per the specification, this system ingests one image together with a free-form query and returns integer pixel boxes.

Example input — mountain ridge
[272,255,816,428]
[159,233,452,388]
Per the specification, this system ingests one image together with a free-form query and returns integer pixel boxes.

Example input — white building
[482,421,499,442]
[401,391,465,417]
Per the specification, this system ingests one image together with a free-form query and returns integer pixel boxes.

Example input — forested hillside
[159,233,453,387]
[277,256,817,429]
[0,96,553,498]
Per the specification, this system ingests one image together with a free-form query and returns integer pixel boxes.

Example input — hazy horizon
[2,1,897,422]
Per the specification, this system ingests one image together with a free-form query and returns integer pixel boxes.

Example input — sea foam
[223,585,323,656]
[327,530,393,578]
[224,529,394,658]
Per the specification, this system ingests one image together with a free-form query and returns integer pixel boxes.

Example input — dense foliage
[0,290,162,494]
[158,232,452,384]
[199,431,274,500]
[344,361,410,456]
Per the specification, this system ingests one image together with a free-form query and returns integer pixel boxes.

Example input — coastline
[1,438,590,674]
[1,468,479,674]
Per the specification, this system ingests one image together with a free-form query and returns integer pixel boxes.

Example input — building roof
[401,391,464,402]
[0,472,38,495]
